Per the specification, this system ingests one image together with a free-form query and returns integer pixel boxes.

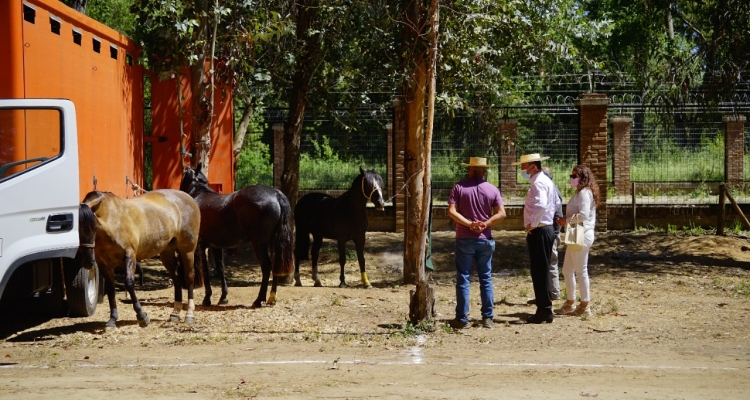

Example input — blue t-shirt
[448,177,503,239]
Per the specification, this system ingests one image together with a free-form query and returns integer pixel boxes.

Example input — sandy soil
[1,230,750,399]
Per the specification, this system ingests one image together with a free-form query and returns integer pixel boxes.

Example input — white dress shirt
[523,171,560,228]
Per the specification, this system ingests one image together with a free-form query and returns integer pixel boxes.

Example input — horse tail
[270,191,294,277]
[192,245,204,288]
[294,197,310,262]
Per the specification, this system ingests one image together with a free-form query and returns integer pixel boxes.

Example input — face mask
[570,178,580,188]
[521,169,531,180]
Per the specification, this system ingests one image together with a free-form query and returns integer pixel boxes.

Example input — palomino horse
[179,164,294,308]
[79,190,202,328]
[294,167,385,288]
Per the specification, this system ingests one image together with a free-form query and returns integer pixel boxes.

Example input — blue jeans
[455,238,495,323]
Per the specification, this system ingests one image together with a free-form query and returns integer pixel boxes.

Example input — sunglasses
[570,174,578,179]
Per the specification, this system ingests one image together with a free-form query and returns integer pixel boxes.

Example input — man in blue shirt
[447,157,506,329]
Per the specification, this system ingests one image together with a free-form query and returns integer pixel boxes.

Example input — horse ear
[360,166,365,175]
[196,163,203,173]
[83,191,105,212]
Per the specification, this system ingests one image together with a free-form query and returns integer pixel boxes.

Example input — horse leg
[213,248,229,304]
[293,254,303,287]
[251,244,272,308]
[337,241,348,288]
[268,274,279,306]
[311,235,324,287]
[161,250,183,322]
[354,236,372,288]
[103,269,118,330]
[124,254,150,327]
[178,248,197,325]
[200,246,213,306]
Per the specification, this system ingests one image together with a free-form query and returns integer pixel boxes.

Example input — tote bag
[563,214,585,250]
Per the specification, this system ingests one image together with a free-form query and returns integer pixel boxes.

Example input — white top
[566,188,596,234]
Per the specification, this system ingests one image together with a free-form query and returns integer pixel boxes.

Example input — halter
[361,174,383,202]
[79,243,95,248]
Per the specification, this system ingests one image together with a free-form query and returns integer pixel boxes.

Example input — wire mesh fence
[608,108,726,205]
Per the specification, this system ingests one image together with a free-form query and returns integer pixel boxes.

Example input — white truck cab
[0,98,99,316]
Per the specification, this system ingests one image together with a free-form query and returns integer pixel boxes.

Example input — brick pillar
[611,116,632,195]
[272,123,284,189]
[723,114,746,185]
[498,118,518,196]
[575,93,609,231]
[386,122,393,198]
[392,98,406,233]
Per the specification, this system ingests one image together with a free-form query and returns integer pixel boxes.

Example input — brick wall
[498,118,518,196]
[575,93,609,231]
[611,116,632,195]
[723,114,746,185]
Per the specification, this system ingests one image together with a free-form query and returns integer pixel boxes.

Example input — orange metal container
[1,0,234,198]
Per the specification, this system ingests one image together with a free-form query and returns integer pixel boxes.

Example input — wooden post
[631,182,636,230]
[724,187,750,230]
[718,183,726,235]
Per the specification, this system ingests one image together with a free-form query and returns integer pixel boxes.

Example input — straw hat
[511,153,550,166]
[460,157,493,168]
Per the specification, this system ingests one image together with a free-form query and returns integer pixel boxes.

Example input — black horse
[294,167,385,288]
[180,164,294,308]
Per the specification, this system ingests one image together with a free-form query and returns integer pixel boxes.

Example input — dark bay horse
[294,167,385,288]
[79,190,202,328]
[179,164,294,308]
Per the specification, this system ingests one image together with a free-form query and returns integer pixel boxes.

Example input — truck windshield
[0,108,61,181]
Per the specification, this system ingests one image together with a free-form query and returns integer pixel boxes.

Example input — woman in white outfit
[554,165,599,317]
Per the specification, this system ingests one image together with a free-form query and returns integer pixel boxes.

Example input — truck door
[0,99,80,299]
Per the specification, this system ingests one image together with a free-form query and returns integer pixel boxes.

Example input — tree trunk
[233,100,254,165]
[281,0,320,211]
[402,0,428,286]
[190,1,213,174]
[69,0,87,13]
[409,0,439,323]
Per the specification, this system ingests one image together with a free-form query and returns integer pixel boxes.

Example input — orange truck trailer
[0,0,235,317]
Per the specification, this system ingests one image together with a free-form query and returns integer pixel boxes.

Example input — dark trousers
[526,225,555,316]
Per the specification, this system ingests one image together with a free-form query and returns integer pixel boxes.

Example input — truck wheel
[66,262,99,317]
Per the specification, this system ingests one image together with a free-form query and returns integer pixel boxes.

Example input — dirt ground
[1,230,750,399]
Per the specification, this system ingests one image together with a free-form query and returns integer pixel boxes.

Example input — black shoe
[481,317,494,329]
[448,319,468,330]
[526,314,554,324]
[526,298,536,305]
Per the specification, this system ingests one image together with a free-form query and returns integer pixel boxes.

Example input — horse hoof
[219,298,229,305]
[364,284,373,289]
[138,314,150,328]
[105,320,117,330]
[251,301,263,309]
[169,313,181,323]
[338,282,348,288]
[314,281,323,287]
[202,299,212,307]
[184,316,195,325]
[294,281,302,287]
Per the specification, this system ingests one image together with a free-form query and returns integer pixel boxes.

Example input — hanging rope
[126,176,148,197]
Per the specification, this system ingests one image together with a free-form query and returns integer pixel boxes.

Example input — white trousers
[562,232,593,302]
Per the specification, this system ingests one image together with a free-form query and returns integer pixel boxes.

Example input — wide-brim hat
[460,157,493,168]
[511,153,550,166]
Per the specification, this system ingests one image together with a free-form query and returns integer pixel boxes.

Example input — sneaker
[571,305,592,317]
[448,319,468,330]
[554,302,575,315]
[481,317,494,329]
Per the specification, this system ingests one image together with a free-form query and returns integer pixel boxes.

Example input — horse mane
[79,203,97,242]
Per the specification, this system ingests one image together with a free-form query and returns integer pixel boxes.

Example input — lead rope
[126,176,148,197]
[377,168,424,204]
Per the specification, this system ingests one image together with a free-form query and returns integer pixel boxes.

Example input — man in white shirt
[513,153,560,323]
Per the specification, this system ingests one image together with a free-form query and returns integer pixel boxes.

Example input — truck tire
[66,262,99,317]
